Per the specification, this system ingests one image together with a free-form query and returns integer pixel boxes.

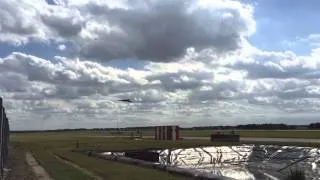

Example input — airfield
[8,129,320,180]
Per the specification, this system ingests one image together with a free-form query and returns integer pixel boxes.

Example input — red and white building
[154,126,180,140]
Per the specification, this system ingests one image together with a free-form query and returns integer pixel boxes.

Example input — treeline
[11,128,124,133]
[11,127,155,133]
[186,124,300,130]
[185,123,320,130]
[309,123,320,129]
[11,123,320,133]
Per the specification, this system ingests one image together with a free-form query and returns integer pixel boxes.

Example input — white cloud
[0,0,255,62]
[0,53,147,86]
[75,0,255,62]
[2,0,320,129]
[41,4,84,37]
[281,34,320,51]
[0,0,48,45]
[58,44,66,51]
[0,52,151,102]
[2,45,320,130]
[229,48,320,79]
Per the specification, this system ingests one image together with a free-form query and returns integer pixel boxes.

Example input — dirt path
[25,152,53,180]
[53,153,103,180]
[7,145,36,180]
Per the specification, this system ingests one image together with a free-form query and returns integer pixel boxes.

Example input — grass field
[44,129,320,139]
[11,133,239,180]
[180,129,320,139]
[10,130,320,180]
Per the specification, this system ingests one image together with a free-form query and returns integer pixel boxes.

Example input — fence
[0,97,9,179]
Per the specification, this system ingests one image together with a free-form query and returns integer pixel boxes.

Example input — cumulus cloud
[0,0,84,44]
[40,5,84,37]
[76,0,255,61]
[3,46,320,129]
[0,0,255,62]
[0,53,144,85]
[0,73,30,92]
[229,48,320,79]
[0,0,46,44]
[284,34,320,49]
[145,61,213,92]
[0,52,150,100]
[58,44,66,51]
[2,0,320,129]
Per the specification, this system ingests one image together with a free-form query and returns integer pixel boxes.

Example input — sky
[1,0,320,130]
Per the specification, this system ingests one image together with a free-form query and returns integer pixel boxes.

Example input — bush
[284,169,306,180]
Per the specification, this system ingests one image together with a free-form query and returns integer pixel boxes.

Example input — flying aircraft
[117,99,133,103]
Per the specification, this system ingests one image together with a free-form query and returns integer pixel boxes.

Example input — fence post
[0,97,3,179]
[4,115,8,169]
[0,97,9,180]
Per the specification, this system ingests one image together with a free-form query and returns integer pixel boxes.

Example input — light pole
[94,90,133,131]
[116,99,133,131]
[110,99,133,132]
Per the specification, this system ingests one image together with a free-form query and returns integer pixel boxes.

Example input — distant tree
[309,123,320,129]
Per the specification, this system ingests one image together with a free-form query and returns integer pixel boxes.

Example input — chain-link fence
[0,97,9,179]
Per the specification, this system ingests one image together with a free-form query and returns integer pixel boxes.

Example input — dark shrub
[284,169,306,180]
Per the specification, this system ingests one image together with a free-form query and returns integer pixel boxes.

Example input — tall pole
[0,97,3,179]
[116,112,119,132]
[112,102,119,132]
[116,99,132,131]
[109,99,133,132]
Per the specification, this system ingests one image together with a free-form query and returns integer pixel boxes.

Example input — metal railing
[0,97,9,179]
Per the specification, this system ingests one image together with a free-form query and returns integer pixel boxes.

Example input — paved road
[89,135,320,143]
[26,152,53,180]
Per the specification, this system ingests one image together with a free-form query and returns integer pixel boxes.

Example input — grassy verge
[20,142,94,180]
[181,130,320,138]
[12,133,238,151]
[11,132,320,180]
[13,129,320,139]
[241,141,320,148]
[13,134,219,180]
[55,150,186,180]
[8,143,36,180]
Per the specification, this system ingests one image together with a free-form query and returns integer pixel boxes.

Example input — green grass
[13,141,93,180]
[11,131,320,180]
[12,133,234,151]
[180,130,320,139]
[12,133,239,180]
[15,129,320,139]
[55,150,184,180]
[139,129,320,139]
[31,149,94,180]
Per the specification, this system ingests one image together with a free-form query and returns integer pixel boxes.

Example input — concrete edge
[25,152,53,180]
